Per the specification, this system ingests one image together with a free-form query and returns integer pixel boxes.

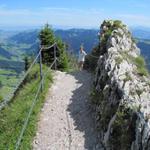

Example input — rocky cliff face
[93,20,150,150]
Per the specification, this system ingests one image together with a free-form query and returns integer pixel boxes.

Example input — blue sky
[0,0,150,29]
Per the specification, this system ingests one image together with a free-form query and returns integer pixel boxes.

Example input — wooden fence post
[54,44,57,70]
[39,46,43,91]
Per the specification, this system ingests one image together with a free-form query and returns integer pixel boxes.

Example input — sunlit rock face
[94,20,150,150]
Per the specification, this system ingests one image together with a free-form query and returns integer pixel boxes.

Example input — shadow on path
[67,70,99,150]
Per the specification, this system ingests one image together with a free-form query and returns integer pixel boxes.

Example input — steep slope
[137,40,150,70]
[9,30,39,44]
[93,20,150,150]
[7,28,150,58]
[132,28,150,39]
[55,29,99,53]
[0,46,14,59]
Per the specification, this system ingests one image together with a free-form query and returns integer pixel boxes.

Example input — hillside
[131,28,150,39]
[9,30,39,45]
[0,65,53,149]
[5,28,150,57]
[0,46,14,59]
[137,39,150,70]
[0,28,150,101]
[55,29,99,53]
[0,23,150,149]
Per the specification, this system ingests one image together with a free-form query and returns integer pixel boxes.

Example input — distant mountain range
[0,47,15,59]
[55,29,99,53]
[131,28,150,39]
[0,27,150,71]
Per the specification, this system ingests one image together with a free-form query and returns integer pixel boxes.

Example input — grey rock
[93,20,150,150]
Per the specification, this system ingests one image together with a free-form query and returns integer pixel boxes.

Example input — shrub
[55,38,69,71]
[124,72,132,82]
[0,65,53,149]
[0,81,3,88]
[134,56,145,67]
[110,107,137,150]
[39,24,70,71]
[0,95,3,102]
[100,20,123,54]
[113,20,123,29]
[90,88,103,104]
[115,56,123,65]
[105,29,113,38]
[23,56,30,71]
[121,53,149,76]
[67,52,78,72]
[134,56,149,76]
[84,44,100,72]
[25,64,40,83]
[131,37,136,43]
[136,89,143,97]
[137,67,148,76]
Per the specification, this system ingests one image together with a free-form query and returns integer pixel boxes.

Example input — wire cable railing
[0,42,99,149]
[0,43,59,111]
[88,54,100,59]
[1,42,59,150]
[15,58,58,150]
[0,48,43,111]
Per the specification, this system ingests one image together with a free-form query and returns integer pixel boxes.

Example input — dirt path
[33,71,102,150]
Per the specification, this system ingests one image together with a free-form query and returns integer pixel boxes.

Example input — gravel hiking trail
[33,71,102,150]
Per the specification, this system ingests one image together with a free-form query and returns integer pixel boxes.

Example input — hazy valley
[0,27,150,100]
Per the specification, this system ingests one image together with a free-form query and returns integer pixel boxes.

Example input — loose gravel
[33,71,102,150]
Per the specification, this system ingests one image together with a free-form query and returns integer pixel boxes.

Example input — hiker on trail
[78,45,87,71]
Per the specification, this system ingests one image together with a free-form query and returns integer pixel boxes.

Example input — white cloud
[0,9,33,16]
[0,7,105,27]
[128,2,149,9]
[0,7,149,28]
[117,14,149,20]
[116,14,150,27]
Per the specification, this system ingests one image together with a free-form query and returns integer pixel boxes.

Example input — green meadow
[0,69,22,102]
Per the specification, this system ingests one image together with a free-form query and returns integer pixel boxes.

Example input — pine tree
[0,95,3,101]
[0,81,3,88]
[39,24,69,71]
[39,23,55,46]
[55,37,69,71]
[39,24,55,65]
[24,56,30,71]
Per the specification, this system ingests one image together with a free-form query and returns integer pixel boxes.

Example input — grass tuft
[0,65,53,150]
[134,56,149,76]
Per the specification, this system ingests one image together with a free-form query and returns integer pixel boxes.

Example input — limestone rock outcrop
[93,20,150,150]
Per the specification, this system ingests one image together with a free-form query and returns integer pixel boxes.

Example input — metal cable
[0,49,42,111]
[0,43,59,110]
[15,58,57,150]
[15,79,42,150]
[41,42,56,50]
[43,58,57,78]
[88,54,100,59]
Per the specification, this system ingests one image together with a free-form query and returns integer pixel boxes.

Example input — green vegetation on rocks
[120,51,149,76]
[91,20,150,149]
[124,72,132,82]
[115,56,123,65]
[0,95,3,102]
[85,20,126,72]
[110,107,137,150]
[100,20,124,54]
[134,56,149,76]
